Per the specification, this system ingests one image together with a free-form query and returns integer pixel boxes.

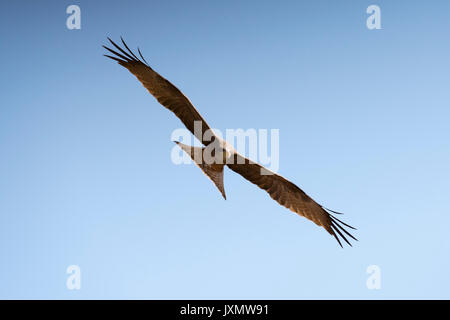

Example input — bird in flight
[103,37,357,247]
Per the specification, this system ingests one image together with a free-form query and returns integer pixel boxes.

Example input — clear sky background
[1,0,449,299]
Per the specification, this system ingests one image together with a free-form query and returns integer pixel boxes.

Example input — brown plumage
[175,141,227,200]
[103,37,357,247]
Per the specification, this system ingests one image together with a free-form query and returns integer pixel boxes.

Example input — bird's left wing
[103,38,214,145]
[226,153,357,247]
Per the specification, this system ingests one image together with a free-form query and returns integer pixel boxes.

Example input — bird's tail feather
[174,141,226,200]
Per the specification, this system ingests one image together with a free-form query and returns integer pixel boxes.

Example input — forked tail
[174,141,226,200]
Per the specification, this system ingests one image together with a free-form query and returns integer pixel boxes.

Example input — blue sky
[0,0,449,299]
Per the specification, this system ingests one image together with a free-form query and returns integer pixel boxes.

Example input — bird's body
[104,38,357,247]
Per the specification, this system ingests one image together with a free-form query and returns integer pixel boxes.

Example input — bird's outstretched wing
[103,37,214,145]
[226,153,357,247]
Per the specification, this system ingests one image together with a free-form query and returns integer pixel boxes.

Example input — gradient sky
[1,0,449,299]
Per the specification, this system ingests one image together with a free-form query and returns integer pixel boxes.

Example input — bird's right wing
[226,152,357,247]
[103,38,214,145]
